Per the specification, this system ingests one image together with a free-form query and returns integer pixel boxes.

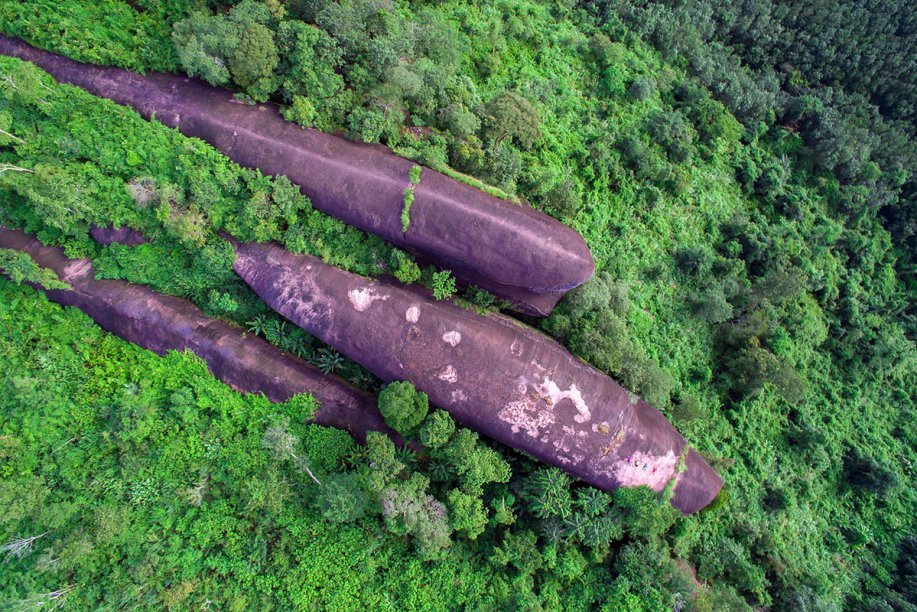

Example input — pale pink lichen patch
[405,305,420,322]
[62,259,93,282]
[611,450,679,491]
[442,330,461,346]
[562,425,588,439]
[552,445,587,466]
[348,286,388,312]
[499,398,556,437]
[535,379,591,423]
[438,365,458,383]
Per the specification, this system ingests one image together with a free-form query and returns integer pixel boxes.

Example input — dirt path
[0,35,595,316]
[233,240,723,514]
[0,227,401,445]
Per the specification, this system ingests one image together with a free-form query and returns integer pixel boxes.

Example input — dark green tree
[447,488,488,540]
[482,92,541,150]
[228,22,278,101]
[418,410,456,449]
[844,451,899,496]
[315,473,371,523]
[378,381,429,436]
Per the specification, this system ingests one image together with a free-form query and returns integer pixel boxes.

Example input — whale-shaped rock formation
[0,227,399,445]
[0,35,595,316]
[232,240,723,514]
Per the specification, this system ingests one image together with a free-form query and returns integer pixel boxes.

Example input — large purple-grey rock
[89,224,147,246]
[0,227,399,444]
[232,240,723,514]
[0,35,595,316]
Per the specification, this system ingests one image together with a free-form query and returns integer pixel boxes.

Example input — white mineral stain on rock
[510,338,523,356]
[438,365,458,383]
[348,286,387,312]
[442,330,461,346]
[611,450,679,491]
[62,259,92,282]
[536,379,592,423]
[405,305,420,322]
[498,398,556,437]
[276,268,323,320]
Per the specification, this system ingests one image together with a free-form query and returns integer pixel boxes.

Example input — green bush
[431,269,456,300]
[0,249,69,289]
[378,381,429,436]
[419,410,456,449]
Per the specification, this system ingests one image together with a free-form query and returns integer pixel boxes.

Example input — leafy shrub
[0,249,69,289]
[648,110,695,162]
[388,249,421,284]
[482,92,541,150]
[447,489,488,539]
[628,77,656,100]
[418,410,456,449]
[316,473,371,523]
[431,269,456,300]
[378,381,429,436]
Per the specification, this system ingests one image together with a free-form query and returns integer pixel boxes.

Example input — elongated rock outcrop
[0,227,398,444]
[232,240,724,514]
[0,35,595,316]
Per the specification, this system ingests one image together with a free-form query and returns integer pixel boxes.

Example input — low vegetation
[401,165,421,232]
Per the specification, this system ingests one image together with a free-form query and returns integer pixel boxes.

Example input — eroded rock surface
[233,241,724,514]
[0,227,398,444]
[0,35,595,316]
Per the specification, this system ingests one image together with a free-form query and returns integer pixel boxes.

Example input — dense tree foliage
[0,0,914,609]
[0,282,698,608]
[378,381,429,435]
[0,248,68,289]
[588,0,917,287]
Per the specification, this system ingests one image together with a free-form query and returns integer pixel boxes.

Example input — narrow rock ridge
[0,227,400,445]
[0,35,596,316]
[232,240,724,514]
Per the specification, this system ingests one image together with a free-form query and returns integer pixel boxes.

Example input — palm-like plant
[264,320,289,344]
[524,467,574,519]
[540,518,567,544]
[575,487,612,517]
[394,447,418,468]
[428,460,454,483]
[313,348,345,374]
[246,314,270,336]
